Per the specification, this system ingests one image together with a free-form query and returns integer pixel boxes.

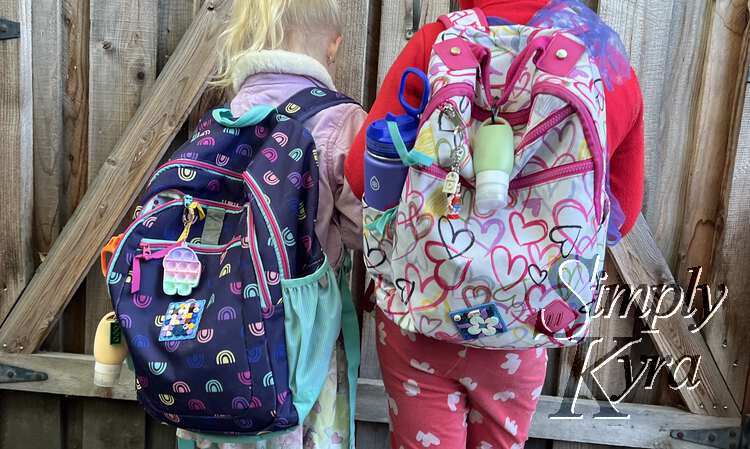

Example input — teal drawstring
[386,120,433,167]
[212,105,276,128]
[365,206,398,235]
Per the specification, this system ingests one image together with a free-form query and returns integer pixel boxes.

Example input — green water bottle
[472,117,514,211]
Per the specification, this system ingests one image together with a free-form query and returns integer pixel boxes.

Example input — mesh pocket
[280,259,342,422]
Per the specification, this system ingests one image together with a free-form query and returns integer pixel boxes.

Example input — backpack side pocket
[280,258,342,423]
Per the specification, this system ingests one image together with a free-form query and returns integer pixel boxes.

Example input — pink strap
[438,8,489,31]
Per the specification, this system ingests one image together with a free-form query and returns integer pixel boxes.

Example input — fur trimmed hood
[231,50,335,93]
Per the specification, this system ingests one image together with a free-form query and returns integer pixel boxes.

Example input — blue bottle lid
[366,113,420,159]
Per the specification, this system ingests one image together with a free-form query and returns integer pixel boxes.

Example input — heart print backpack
[102,88,360,438]
[364,5,614,349]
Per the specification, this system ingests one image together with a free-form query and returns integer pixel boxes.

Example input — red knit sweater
[345,0,644,236]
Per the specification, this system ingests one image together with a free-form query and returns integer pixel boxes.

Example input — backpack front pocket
[386,161,606,348]
[121,238,278,431]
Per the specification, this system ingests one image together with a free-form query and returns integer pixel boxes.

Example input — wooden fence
[1,1,749,448]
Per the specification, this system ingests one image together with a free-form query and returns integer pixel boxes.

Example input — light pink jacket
[229,51,365,269]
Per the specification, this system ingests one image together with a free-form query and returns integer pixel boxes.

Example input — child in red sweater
[347,1,644,448]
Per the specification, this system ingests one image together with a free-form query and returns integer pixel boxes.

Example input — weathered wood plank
[677,1,749,278]
[609,215,740,417]
[61,0,90,430]
[85,0,159,354]
[83,2,159,447]
[0,354,739,449]
[356,311,389,449]
[146,416,177,449]
[81,399,146,449]
[158,0,194,72]
[0,391,62,449]
[31,0,64,264]
[377,0,450,87]
[707,48,750,411]
[0,0,232,353]
[0,0,34,328]
[552,258,632,449]
[62,0,90,220]
[599,0,709,269]
[335,0,372,103]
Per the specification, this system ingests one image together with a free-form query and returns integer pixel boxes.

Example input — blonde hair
[214,0,342,89]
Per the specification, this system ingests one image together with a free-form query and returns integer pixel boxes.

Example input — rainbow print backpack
[364,5,617,349]
[102,88,359,439]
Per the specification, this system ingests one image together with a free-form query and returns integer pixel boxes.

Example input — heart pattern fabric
[363,9,611,349]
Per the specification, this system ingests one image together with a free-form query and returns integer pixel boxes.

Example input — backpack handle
[100,234,123,278]
[212,105,275,128]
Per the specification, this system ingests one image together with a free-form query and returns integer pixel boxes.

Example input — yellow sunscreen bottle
[472,117,514,211]
[93,312,129,387]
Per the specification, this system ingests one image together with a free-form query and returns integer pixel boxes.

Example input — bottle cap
[475,170,510,211]
[94,361,123,387]
[366,113,419,158]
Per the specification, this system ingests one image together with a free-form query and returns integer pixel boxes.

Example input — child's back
[176,1,364,448]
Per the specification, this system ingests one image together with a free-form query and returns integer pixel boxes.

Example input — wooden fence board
[147,416,177,449]
[335,0,372,103]
[0,0,37,444]
[60,2,90,444]
[62,0,90,221]
[85,0,159,354]
[27,1,68,444]
[158,0,194,72]
[0,391,62,449]
[677,0,749,279]
[83,1,159,446]
[609,215,739,417]
[376,0,450,87]
[599,0,709,269]
[707,49,750,412]
[31,0,64,264]
[0,0,34,331]
[0,0,232,354]
[80,399,146,449]
[356,312,390,449]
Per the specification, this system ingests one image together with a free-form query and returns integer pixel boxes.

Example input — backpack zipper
[243,172,292,279]
[418,158,594,190]
[517,105,575,151]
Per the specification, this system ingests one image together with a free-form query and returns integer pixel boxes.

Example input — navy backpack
[102,88,360,443]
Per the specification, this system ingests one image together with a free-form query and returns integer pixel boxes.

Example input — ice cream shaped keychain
[162,244,202,296]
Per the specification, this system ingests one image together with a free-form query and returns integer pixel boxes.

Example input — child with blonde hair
[176,1,365,448]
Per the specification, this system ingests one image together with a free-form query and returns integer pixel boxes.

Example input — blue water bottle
[364,68,432,211]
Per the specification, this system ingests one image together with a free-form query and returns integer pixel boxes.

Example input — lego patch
[451,303,507,340]
[159,299,206,342]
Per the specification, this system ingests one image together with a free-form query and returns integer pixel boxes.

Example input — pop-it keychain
[162,244,202,296]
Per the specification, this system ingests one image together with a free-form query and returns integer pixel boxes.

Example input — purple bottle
[364,114,419,211]
[364,68,430,211]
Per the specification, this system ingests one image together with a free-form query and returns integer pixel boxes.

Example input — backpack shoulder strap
[277,87,358,123]
[438,8,489,31]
